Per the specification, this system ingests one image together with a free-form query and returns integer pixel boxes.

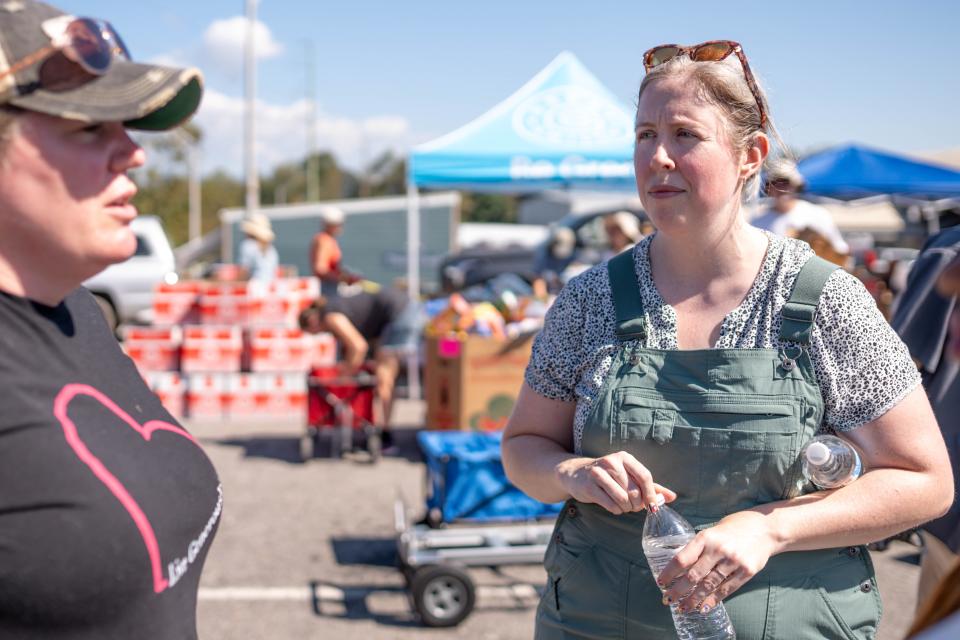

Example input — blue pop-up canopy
[798,144,960,199]
[403,52,637,315]
[409,51,637,191]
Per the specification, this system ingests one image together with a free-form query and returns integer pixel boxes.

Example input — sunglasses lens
[64,18,112,73]
[647,46,681,68]
[691,42,734,62]
[103,22,131,60]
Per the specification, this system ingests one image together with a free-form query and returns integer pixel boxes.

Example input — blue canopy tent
[404,51,636,298]
[798,144,960,200]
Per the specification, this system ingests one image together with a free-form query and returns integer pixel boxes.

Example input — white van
[83,215,178,330]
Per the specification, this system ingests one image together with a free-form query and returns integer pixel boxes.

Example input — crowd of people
[0,1,957,637]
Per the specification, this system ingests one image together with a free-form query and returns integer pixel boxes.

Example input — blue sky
[62,0,960,177]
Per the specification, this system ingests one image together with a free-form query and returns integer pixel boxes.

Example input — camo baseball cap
[0,0,202,131]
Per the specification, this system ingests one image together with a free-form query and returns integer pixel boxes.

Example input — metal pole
[171,127,202,243]
[187,144,201,242]
[244,0,259,217]
[305,40,319,202]
[405,179,421,400]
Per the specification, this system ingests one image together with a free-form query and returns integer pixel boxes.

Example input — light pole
[244,0,259,217]
[305,40,319,202]
[171,128,202,243]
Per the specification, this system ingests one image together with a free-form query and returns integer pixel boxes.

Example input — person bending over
[300,288,419,449]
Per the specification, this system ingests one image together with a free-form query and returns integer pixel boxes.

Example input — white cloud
[191,89,420,176]
[147,52,189,69]
[202,16,283,75]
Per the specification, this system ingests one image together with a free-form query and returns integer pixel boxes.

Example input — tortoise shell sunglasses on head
[642,40,767,129]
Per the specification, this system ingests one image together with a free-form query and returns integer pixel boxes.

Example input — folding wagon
[395,430,561,626]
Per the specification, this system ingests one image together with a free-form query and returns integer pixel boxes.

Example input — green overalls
[534,252,882,640]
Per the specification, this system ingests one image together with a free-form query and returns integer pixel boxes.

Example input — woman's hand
[657,510,779,614]
[555,451,677,514]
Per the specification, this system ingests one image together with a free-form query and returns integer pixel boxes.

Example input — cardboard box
[123,326,182,372]
[181,326,243,373]
[153,282,200,326]
[246,327,314,372]
[246,292,302,327]
[424,333,534,431]
[145,372,186,419]
[185,373,229,418]
[198,293,250,326]
[224,373,306,418]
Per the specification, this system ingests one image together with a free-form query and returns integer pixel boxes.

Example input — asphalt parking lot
[192,399,924,640]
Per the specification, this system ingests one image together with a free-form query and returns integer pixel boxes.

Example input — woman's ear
[741,132,770,181]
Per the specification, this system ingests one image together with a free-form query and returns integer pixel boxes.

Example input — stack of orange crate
[125,275,336,420]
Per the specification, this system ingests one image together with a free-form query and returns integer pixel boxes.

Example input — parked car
[439,247,539,292]
[437,209,648,293]
[83,215,178,330]
[532,209,647,281]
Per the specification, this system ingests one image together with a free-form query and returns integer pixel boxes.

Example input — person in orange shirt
[309,205,357,296]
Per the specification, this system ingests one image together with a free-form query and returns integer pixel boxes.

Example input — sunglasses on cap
[642,40,767,129]
[0,15,129,89]
[765,177,795,191]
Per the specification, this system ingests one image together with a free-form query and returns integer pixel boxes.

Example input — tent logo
[511,85,634,148]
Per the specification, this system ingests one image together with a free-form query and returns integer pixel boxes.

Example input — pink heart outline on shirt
[53,383,202,594]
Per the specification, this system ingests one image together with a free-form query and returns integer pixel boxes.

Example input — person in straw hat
[602,210,643,260]
[239,212,279,282]
[0,1,220,637]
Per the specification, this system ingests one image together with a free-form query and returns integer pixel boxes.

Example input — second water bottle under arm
[800,434,863,489]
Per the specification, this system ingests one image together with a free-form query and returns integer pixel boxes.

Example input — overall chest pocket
[616,390,803,519]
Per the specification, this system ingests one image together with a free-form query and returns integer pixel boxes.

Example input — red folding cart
[303,364,381,462]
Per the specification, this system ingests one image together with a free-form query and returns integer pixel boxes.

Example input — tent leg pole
[405,181,422,403]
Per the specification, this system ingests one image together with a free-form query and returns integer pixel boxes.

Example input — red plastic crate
[186,373,229,418]
[182,326,243,373]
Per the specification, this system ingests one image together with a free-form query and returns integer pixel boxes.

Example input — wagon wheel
[298,428,315,462]
[410,564,475,627]
[365,425,382,463]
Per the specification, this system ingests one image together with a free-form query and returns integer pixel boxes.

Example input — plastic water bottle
[642,495,736,639]
[800,434,863,489]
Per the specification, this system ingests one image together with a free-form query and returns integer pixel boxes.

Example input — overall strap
[607,250,647,342]
[779,255,839,345]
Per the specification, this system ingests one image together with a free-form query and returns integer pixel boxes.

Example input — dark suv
[437,209,647,293]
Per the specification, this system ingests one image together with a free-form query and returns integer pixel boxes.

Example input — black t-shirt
[326,288,408,343]
[0,288,222,639]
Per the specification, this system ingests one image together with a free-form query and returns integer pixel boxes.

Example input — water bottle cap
[806,441,831,465]
[652,493,665,507]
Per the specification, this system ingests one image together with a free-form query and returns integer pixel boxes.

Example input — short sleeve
[811,270,921,431]
[238,240,256,271]
[524,281,585,402]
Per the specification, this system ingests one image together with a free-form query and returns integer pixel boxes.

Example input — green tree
[460,192,518,223]
[132,169,243,247]
[359,151,407,197]
[261,152,348,204]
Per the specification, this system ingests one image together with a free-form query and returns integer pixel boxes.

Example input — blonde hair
[637,56,790,202]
